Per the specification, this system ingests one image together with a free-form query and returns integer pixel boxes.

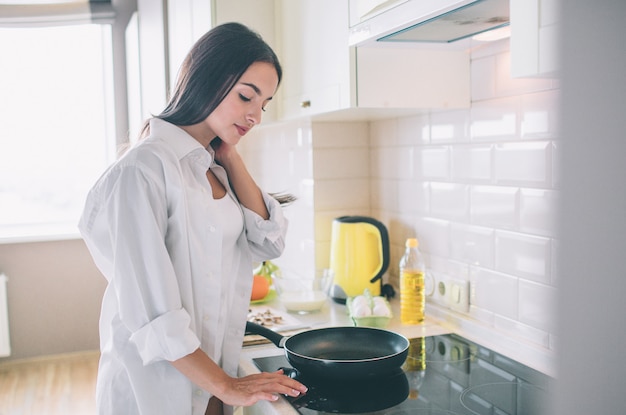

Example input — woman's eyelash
[239,92,266,111]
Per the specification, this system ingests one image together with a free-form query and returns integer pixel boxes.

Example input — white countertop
[237,295,556,415]
[237,297,451,415]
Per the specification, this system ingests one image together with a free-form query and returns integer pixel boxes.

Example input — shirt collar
[148,118,215,164]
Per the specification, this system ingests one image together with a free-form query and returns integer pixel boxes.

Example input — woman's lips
[235,125,250,136]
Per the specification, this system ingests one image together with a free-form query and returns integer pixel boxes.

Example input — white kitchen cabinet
[510,0,559,78]
[277,0,470,120]
[165,0,279,122]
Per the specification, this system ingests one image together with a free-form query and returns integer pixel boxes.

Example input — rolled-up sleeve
[130,309,200,364]
[243,192,288,260]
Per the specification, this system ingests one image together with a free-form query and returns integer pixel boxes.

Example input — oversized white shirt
[79,118,288,415]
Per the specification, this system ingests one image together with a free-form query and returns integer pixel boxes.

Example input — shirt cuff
[129,308,200,365]
[243,192,287,246]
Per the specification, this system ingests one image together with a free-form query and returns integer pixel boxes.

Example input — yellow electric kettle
[329,216,390,303]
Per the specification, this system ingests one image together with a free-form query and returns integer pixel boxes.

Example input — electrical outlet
[447,279,469,313]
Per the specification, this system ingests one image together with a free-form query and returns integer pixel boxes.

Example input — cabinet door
[510,0,559,78]
[278,0,470,119]
[356,47,470,109]
[279,0,352,119]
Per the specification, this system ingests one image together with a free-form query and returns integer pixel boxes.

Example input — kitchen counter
[237,296,451,415]
[237,295,556,415]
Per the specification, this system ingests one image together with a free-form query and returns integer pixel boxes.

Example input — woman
[79,23,307,415]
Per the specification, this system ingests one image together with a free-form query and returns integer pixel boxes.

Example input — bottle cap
[406,238,418,248]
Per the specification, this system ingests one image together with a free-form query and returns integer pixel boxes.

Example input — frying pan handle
[245,321,287,348]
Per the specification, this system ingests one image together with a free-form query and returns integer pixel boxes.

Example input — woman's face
[199,61,279,148]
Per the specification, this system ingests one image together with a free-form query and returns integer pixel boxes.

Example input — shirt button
[195,389,203,396]
[204,315,210,321]
[209,226,216,232]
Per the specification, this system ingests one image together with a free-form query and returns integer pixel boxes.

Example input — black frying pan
[245,321,409,379]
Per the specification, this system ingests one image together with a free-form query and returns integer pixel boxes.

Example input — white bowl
[274,268,334,313]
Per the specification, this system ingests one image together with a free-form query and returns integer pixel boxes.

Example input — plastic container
[399,238,426,324]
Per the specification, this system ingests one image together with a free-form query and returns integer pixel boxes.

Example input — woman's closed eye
[239,93,267,112]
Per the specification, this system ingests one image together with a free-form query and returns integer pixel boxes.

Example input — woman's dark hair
[155,22,282,128]
[138,23,294,206]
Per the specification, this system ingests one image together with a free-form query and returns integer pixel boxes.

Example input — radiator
[0,273,10,357]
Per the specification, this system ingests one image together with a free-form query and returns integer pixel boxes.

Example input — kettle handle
[366,219,390,284]
[335,216,390,284]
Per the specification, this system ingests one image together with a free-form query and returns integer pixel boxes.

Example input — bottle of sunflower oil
[399,238,426,324]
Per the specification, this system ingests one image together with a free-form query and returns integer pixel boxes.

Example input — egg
[351,295,369,309]
[372,296,387,307]
[372,303,391,317]
[352,303,372,317]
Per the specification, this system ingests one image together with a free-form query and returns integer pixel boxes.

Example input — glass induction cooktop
[253,333,553,415]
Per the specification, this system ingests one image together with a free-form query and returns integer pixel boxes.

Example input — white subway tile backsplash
[495,231,551,284]
[429,109,471,143]
[312,121,369,148]
[470,97,519,140]
[471,54,497,101]
[450,223,495,268]
[315,179,369,210]
[518,280,557,332]
[370,178,397,211]
[521,90,560,139]
[397,180,429,215]
[429,182,470,221]
[369,118,398,147]
[470,185,519,230]
[469,267,518,320]
[313,147,369,179]
[371,146,414,180]
[416,217,451,258]
[419,146,450,179]
[519,188,558,237]
[287,148,313,181]
[397,114,429,145]
[494,141,551,186]
[314,178,370,210]
[452,144,493,182]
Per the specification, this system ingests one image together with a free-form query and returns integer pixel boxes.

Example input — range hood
[349,0,509,46]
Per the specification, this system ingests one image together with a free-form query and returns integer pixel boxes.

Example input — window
[0,23,116,242]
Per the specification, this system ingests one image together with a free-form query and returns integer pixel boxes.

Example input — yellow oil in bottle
[400,270,425,324]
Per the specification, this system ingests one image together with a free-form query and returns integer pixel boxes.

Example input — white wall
[0,239,106,361]
[243,37,560,369]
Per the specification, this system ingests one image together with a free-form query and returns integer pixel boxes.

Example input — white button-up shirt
[79,118,288,415]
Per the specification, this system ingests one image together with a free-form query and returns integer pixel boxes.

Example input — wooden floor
[0,351,99,415]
